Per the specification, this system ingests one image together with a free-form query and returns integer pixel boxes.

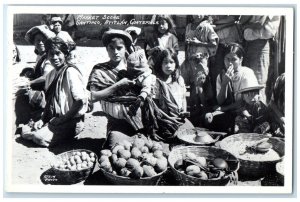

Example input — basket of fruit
[218,133,285,180]
[168,146,240,186]
[51,149,97,184]
[99,137,168,185]
[176,127,227,146]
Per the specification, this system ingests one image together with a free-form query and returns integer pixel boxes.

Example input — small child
[234,84,270,134]
[125,49,157,115]
[145,15,179,70]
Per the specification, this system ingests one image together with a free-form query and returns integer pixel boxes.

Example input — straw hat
[102,28,133,47]
[51,16,63,24]
[25,25,56,44]
[236,77,264,94]
[125,26,142,36]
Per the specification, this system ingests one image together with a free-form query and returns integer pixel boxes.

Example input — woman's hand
[116,78,135,89]
[128,96,144,116]
[225,65,234,80]
[33,120,44,130]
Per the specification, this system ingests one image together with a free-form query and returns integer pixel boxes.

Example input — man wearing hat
[234,79,270,134]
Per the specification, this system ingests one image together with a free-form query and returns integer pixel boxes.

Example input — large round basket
[100,167,167,185]
[218,133,284,180]
[51,149,97,184]
[276,160,284,185]
[176,128,227,146]
[168,146,240,186]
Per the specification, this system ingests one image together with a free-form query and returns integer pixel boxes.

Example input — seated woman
[87,29,139,148]
[23,24,56,109]
[21,37,88,147]
[24,25,56,87]
[204,43,259,132]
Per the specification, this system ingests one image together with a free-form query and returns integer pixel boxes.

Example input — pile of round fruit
[99,138,168,179]
[52,150,96,171]
[174,152,232,180]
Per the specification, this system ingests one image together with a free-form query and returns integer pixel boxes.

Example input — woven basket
[276,160,284,185]
[176,127,227,146]
[100,167,167,185]
[168,146,240,186]
[51,149,97,184]
[218,133,285,180]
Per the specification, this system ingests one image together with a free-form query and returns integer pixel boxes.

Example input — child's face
[224,53,242,72]
[106,39,126,63]
[162,56,176,76]
[47,48,66,69]
[158,19,169,34]
[33,33,46,54]
[52,22,62,34]
[242,91,259,104]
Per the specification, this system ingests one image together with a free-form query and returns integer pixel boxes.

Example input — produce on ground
[174,153,235,181]
[52,151,96,171]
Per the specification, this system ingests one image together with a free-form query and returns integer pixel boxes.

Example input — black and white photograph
[3,4,294,194]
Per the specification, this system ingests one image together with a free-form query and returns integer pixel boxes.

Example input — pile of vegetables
[99,138,168,179]
[174,153,234,180]
[52,151,96,171]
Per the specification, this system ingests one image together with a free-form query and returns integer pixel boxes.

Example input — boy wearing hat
[234,83,270,134]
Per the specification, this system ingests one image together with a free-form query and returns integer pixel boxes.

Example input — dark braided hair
[223,42,245,59]
[44,37,70,56]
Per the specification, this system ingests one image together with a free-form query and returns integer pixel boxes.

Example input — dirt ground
[8,44,281,187]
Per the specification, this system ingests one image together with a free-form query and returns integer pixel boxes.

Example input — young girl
[146,48,193,142]
[145,15,179,70]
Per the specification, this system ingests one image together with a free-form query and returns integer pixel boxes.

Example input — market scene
[10,14,285,186]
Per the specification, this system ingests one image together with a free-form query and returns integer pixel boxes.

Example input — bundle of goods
[168,146,239,186]
[218,133,284,180]
[99,138,168,185]
[51,149,97,184]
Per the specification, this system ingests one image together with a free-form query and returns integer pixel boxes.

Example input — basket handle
[228,170,239,185]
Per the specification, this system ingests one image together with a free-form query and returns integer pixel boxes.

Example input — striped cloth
[87,62,143,131]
